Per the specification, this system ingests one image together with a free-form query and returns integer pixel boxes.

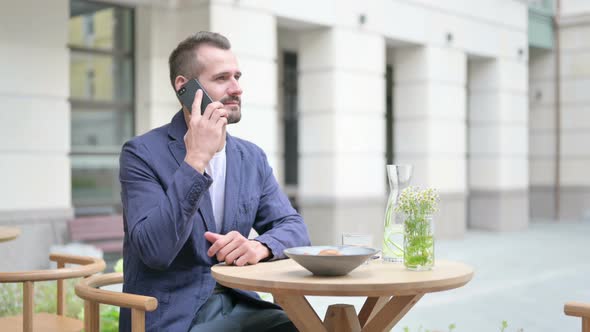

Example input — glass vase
[382,165,412,262]
[403,213,435,271]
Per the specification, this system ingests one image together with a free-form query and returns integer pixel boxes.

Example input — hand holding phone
[181,79,227,174]
[176,79,213,115]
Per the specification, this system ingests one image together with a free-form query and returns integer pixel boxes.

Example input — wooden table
[0,226,20,243]
[212,259,473,332]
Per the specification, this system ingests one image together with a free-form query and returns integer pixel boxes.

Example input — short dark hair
[168,31,231,89]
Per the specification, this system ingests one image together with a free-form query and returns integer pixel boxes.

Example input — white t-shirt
[205,144,227,232]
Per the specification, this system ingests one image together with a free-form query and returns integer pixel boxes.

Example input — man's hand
[184,89,228,173]
[204,231,270,266]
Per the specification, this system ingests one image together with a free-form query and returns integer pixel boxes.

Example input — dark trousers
[188,291,298,332]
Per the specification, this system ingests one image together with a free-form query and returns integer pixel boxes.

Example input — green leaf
[114,258,124,273]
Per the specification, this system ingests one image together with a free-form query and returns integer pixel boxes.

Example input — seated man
[119,31,310,332]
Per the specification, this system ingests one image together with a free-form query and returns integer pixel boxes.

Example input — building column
[557,13,590,220]
[393,46,468,238]
[0,0,72,269]
[298,28,386,246]
[209,0,280,171]
[135,1,210,134]
[468,58,529,231]
[529,49,556,220]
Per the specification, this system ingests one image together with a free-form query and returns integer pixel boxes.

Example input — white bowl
[283,246,379,276]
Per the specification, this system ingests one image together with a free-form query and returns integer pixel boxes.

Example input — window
[282,51,299,209]
[386,65,394,166]
[69,0,134,215]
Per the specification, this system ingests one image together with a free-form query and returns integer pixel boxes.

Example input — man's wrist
[184,155,207,174]
[250,240,272,262]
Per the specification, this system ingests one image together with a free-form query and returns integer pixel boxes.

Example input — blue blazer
[118,111,310,331]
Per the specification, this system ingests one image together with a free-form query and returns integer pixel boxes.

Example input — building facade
[1,0,588,269]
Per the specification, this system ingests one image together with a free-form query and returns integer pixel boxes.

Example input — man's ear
[174,76,188,92]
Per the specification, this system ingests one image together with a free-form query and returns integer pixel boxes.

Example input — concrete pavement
[306,221,590,332]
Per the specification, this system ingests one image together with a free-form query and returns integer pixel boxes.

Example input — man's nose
[228,78,242,96]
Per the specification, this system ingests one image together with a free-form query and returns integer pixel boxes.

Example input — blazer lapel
[168,110,188,166]
[198,189,217,233]
[168,141,186,166]
[221,135,242,234]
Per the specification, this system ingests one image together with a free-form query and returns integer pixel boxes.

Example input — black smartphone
[176,79,213,115]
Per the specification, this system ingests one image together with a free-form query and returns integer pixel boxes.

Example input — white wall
[561,0,590,16]
[0,0,71,211]
[274,0,527,60]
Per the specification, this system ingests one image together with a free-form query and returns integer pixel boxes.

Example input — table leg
[361,294,424,332]
[324,304,361,332]
[273,294,327,332]
[358,296,390,327]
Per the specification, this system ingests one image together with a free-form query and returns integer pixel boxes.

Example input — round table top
[0,226,20,243]
[212,258,474,297]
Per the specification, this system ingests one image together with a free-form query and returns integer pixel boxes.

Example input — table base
[274,294,424,332]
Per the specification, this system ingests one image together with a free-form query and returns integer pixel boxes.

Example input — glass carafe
[382,165,413,262]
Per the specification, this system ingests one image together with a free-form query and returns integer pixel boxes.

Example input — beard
[220,95,241,124]
[226,104,241,124]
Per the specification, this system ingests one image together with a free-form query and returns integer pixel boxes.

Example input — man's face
[195,45,243,124]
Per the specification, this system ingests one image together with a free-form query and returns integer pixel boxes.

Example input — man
[119,31,310,331]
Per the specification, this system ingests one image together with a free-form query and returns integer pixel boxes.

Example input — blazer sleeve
[251,150,311,260]
[119,140,212,270]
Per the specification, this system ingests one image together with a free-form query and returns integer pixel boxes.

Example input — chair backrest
[0,253,106,332]
[75,272,158,332]
[565,302,590,332]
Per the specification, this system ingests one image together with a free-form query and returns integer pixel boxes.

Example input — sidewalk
[307,220,590,332]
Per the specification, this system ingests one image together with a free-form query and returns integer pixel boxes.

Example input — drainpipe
[554,0,561,221]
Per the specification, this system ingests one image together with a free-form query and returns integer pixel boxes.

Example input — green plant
[500,320,508,332]
[98,305,120,332]
[114,258,124,273]
[0,283,22,316]
[0,259,125,331]
[395,187,439,269]
[0,279,84,318]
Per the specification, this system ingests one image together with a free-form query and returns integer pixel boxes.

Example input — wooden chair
[0,253,106,332]
[75,272,157,332]
[565,301,590,332]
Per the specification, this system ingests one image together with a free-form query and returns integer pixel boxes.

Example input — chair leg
[583,317,590,332]
[23,281,34,332]
[57,262,66,315]
[85,300,100,332]
[132,308,145,332]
